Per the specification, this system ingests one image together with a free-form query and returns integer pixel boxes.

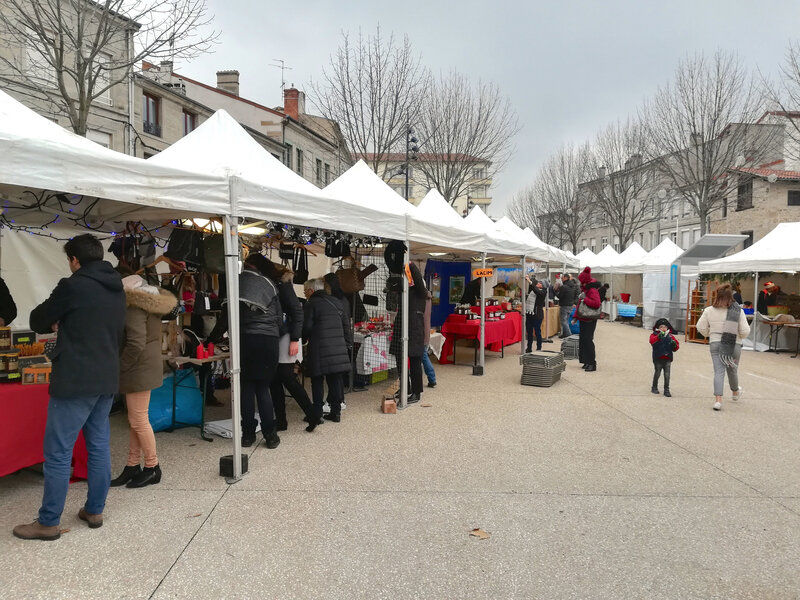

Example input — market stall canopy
[677,234,749,267]
[612,242,649,272]
[410,189,486,254]
[463,206,531,256]
[494,217,552,261]
[698,222,800,273]
[0,89,228,222]
[587,245,621,272]
[147,110,375,232]
[322,160,413,239]
[637,238,685,273]
[576,248,597,269]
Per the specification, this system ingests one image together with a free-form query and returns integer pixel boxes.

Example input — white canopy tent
[0,89,229,221]
[411,190,486,254]
[699,223,800,352]
[576,248,597,269]
[587,245,621,273]
[698,222,800,273]
[613,242,649,272]
[639,238,685,273]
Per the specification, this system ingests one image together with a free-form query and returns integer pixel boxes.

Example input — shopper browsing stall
[14,234,126,541]
[0,276,16,326]
[110,270,177,489]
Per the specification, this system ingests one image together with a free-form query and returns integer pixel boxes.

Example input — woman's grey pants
[709,342,741,396]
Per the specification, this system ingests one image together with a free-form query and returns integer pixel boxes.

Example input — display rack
[686,280,718,344]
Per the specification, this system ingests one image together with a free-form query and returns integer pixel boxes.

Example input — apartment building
[140,64,352,187]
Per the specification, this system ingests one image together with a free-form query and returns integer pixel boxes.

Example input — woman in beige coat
[111,273,177,488]
[696,283,750,412]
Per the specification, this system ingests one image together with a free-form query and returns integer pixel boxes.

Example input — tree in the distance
[508,142,590,254]
[414,71,519,206]
[311,26,429,177]
[642,51,778,235]
[0,0,216,137]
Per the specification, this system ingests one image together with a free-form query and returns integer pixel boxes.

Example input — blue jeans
[421,345,436,384]
[39,394,113,526]
[560,306,573,337]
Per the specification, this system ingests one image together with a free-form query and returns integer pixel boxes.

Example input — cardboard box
[381,398,397,414]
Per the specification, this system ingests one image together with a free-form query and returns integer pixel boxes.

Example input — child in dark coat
[650,318,679,397]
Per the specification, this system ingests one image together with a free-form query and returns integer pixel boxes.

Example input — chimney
[216,70,240,96]
[598,166,607,179]
[283,86,305,119]
[160,60,173,75]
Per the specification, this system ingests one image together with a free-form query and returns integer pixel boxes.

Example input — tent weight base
[472,365,484,376]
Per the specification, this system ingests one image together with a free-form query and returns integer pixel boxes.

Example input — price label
[472,268,494,278]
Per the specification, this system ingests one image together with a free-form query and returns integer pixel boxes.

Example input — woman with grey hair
[303,278,352,422]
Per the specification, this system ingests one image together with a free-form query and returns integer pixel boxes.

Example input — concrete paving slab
[1,489,221,600]
[151,491,800,600]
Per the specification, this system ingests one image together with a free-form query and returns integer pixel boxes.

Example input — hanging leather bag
[202,234,226,274]
[279,242,295,260]
[292,247,309,285]
[164,228,203,267]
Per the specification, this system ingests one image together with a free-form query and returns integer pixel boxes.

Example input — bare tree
[310,26,429,177]
[582,118,659,250]
[0,0,216,136]
[414,71,519,205]
[762,41,800,164]
[507,143,590,253]
[642,51,778,235]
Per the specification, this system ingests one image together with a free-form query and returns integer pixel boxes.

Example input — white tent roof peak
[148,109,323,195]
[324,159,415,218]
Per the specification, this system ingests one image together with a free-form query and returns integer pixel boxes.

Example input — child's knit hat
[653,317,675,333]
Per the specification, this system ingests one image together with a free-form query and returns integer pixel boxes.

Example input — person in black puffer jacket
[209,253,282,449]
[0,276,17,326]
[388,262,428,403]
[303,278,352,422]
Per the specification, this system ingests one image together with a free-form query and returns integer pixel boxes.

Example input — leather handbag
[279,243,295,260]
[336,264,379,294]
[292,247,309,285]
[165,228,203,267]
[576,297,602,320]
[202,234,225,274]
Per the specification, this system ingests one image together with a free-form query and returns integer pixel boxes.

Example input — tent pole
[520,255,526,354]
[475,252,486,376]
[399,239,410,408]
[754,271,759,311]
[223,212,243,482]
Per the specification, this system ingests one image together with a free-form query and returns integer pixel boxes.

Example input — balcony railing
[143,120,161,137]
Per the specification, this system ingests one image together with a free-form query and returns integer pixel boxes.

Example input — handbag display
[202,235,225,274]
[164,228,203,267]
[336,264,379,294]
[325,238,350,258]
[292,247,309,285]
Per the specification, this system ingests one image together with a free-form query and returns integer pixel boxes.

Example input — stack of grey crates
[560,334,580,360]
[519,350,566,387]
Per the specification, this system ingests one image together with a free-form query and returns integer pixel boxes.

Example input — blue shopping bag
[148,369,203,432]
[569,307,581,334]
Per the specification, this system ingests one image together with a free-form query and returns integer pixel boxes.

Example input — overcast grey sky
[179,0,800,217]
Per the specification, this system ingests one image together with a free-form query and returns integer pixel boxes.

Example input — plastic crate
[370,370,388,384]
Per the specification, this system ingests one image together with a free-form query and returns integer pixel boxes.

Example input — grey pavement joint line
[148,444,259,599]
[567,375,800,518]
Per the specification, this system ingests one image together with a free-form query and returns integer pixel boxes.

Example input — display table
[542,306,560,338]
[0,383,88,479]
[439,312,522,365]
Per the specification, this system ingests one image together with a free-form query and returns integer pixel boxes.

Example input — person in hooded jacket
[209,252,282,449]
[0,276,17,326]
[324,272,355,394]
[14,234,126,541]
[556,274,578,338]
[649,317,680,397]
[303,278,352,422]
[109,270,177,489]
[269,262,318,433]
[575,267,602,372]
[388,262,428,404]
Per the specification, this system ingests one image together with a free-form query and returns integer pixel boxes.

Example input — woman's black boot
[127,464,162,488]
[110,465,141,487]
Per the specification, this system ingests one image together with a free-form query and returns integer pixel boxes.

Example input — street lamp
[401,125,419,201]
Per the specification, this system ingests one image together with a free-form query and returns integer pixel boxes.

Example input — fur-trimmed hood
[125,287,178,315]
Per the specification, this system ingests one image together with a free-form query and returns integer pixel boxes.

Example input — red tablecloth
[469,305,505,315]
[0,383,88,479]
[439,312,522,364]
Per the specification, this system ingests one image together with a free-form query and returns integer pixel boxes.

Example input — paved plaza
[1,321,798,599]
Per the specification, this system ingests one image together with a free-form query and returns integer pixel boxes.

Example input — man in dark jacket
[14,234,125,541]
[556,274,579,338]
[303,278,352,422]
[0,276,16,326]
